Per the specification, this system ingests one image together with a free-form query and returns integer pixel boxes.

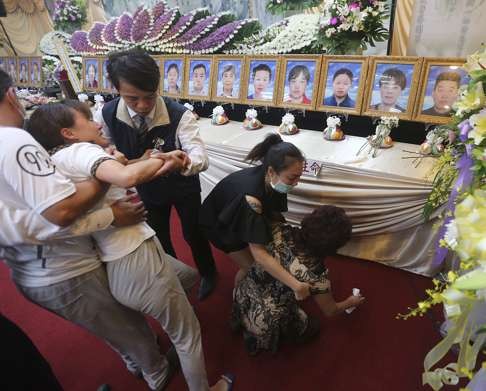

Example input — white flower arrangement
[212,105,225,116]
[379,115,399,129]
[229,14,319,55]
[77,93,88,102]
[282,113,295,125]
[326,115,341,128]
[246,108,258,119]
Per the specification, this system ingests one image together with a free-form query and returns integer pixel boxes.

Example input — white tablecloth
[198,118,443,276]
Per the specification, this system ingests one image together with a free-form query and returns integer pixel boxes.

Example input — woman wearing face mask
[200,134,310,301]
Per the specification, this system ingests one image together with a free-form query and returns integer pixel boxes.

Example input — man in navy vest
[96,49,217,300]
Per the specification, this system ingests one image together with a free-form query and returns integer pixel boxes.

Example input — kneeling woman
[200,134,311,300]
[233,206,364,354]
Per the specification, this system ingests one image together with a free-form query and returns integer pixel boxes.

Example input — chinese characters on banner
[303,159,323,176]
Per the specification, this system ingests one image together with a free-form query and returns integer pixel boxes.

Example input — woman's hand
[293,281,311,301]
[346,294,365,308]
[105,145,128,165]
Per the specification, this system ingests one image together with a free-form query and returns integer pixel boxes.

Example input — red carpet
[0,213,456,391]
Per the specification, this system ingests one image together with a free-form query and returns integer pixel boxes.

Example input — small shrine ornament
[184,103,199,120]
[419,126,450,155]
[278,113,299,135]
[323,116,344,141]
[211,105,229,125]
[357,116,399,158]
[243,108,263,130]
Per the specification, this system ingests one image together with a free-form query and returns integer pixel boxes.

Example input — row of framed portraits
[82,54,470,124]
[0,56,43,87]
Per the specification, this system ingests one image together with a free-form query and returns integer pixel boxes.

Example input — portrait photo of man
[189,62,209,96]
[421,71,461,117]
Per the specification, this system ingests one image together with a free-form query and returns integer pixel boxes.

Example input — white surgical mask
[270,180,296,194]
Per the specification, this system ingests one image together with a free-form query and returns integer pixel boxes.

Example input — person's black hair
[379,68,407,90]
[107,48,160,92]
[332,67,353,82]
[288,65,310,82]
[27,103,76,151]
[246,133,304,174]
[0,69,13,102]
[297,205,352,257]
[167,63,179,75]
[192,63,206,75]
[252,64,272,80]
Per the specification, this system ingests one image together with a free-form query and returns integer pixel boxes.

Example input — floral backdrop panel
[102,0,281,27]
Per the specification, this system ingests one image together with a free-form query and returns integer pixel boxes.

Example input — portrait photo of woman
[18,58,29,85]
[83,58,100,91]
[245,58,279,105]
[162,58,184,96]
[278,56,320,109]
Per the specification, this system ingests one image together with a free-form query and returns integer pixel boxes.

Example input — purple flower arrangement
[115,12,134,45]
[152,0,167,20]
[71,31,95,54]
[185,20,251,54]
[131,8,154,43]
[70,3,260,56]
[102,17,122,48]
[144,8,178,43]
[87,22,107,50]
[53,0,86,33]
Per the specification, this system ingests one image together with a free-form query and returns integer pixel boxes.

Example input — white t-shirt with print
[51,142,155,262]
[0,127,102,287]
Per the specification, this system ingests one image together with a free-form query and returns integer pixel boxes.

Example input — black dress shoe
[198,273,217,300]
[97,385,111,391]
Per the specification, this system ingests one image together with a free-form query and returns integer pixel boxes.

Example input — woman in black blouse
[200,134,310,300]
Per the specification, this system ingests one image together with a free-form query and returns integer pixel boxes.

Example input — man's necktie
[136,115,148,145]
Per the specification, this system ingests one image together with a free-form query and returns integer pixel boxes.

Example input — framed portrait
[211,56,244,103]
[82,57,101,92]
[316,56,369,115]
[413,58,469,124]
[29,57,42,87]
[100,57,116,93]
[277,55,321,110]
[160,56,185,98]
[0,57,6,72]
[184,56,213,100]
[7,57,18,84]
[242,56,280,106]
[363,56,423,120]
[18,57,30,86]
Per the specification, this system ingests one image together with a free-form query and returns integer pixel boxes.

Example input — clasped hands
[105,145,191,178]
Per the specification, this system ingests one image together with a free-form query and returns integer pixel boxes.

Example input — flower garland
[185,19,260,55]
[399,47,486,390]
[70,4,259,56]
[87,22,106,50]
[315,0,389,54]
[131,7,154,43]
[228,13,319,55]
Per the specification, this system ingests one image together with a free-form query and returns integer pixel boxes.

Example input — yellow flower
[469,109,486,145]
[454,83,486,117]
[455,190,486,262]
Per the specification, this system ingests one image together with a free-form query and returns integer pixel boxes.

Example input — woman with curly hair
[231,205,365,355]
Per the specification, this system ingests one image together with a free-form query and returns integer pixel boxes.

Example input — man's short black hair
[107,49,160,93]
[333,67,353,82]
[252,64,272,80]
[0,69,13,102]
[192,63,206,75]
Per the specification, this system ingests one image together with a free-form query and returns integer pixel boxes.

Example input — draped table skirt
[198,118,446,276]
